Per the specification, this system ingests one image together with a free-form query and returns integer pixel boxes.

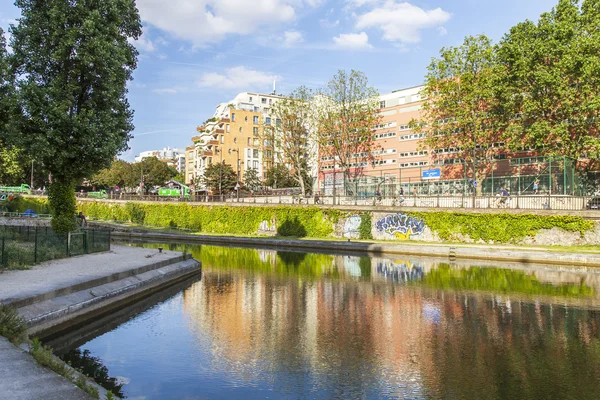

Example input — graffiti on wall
[343,215,362,239]
[376,214,425,239]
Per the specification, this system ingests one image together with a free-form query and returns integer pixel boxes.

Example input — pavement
[0,337,91,400]
[0,245,185,307]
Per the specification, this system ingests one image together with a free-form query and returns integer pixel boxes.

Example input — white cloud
[283,30,303,47]
[332,32,372,49]
[438,26,448,36]
[346,0,379,6]
[197,66,281,89]
[136,0,320,45]
[355,1,451,43]
[128,27,156,53]
[320,19,340,28]
[152,88,178,94]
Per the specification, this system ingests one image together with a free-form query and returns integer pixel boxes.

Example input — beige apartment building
[185,92,283,190]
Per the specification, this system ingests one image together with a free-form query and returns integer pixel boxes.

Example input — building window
[265,117,271,125]
[276,118,281,126]
[249,96,253,101]
[253,127,259,136]
[247,138,251,146]
[239,127,242,133]
[261,98,267,104]
[231,113,235,121]
[253,149,259,158]
[253,138,259,147]
[226,124,230,132]
[245,116,248,122]
[380,101,386,109]
[253,116,259,124]
[269,99,272,104]
[220,135,224,143]
[234,137,237,144]
[253,160,259,169]
[247,149,252,157]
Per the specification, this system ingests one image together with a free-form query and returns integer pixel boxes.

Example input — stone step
[19,258,201,337]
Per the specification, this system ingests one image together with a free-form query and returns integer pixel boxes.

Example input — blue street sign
[422,169,441,180]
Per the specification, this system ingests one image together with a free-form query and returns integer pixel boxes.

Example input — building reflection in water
[168,244,600,399]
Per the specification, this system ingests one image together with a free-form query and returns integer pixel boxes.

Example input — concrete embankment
[111,230,600,268]
[0,245,201,400]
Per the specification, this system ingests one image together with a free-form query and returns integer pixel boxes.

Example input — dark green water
[49,242,600,399]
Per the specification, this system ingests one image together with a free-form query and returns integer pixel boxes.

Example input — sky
[0,0,559,161]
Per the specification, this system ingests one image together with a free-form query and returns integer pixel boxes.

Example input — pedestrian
[533,178,540,194]
[77,211,87,228]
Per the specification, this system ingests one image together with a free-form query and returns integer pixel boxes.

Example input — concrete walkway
[0,337,90,400]
[0,245,183,307]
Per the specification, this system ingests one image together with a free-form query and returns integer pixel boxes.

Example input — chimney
[273,80,276,95]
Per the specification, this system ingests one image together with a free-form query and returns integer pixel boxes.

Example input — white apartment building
[135,147,186,173]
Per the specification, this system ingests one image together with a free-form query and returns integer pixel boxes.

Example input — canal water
[45,242,600,399]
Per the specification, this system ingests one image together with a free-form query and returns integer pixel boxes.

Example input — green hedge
[78,201,343,238]
[73,200,595,243]
[7,196,51,214]
[406,211,594,243]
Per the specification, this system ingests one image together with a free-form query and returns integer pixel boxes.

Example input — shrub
[358,212,373,240]
[0,303,27,344]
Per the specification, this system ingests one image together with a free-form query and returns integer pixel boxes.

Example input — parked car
[22,209,39,218]
[586,197,600,209]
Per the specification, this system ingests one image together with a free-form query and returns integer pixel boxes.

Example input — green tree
[91,160,135,188]
[202,161,237,195]
[243,168,262,192]
[496,0,600,161]
[134,157,173,190]
[10,0,141,232]
[411,35,499,195]
[316,70,382,191]
[264,164,295,188]
[264,86,316,196]
[0,146,25,185]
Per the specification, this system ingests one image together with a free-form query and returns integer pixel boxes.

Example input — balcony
[201,150,213,157]
[220,117,231,123]
[208,138,219,145]
[215,128,224,134]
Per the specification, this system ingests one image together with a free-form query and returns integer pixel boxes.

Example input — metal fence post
[1,237,4,267]
[34,228,38,264]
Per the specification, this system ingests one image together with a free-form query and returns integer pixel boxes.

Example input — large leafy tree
[264,86,316,196]
[264,164,295,188]
[202,161,237,195]
[91,160,135,188]
[496,0,600,161]
[243,168,262,192]
[10,0,141,232]
[133,157,175,190]
[316,70,381,191]
[412,35,500,195]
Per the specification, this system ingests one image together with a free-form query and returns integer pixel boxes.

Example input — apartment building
[135,147,186,173]
[187,92,284,190]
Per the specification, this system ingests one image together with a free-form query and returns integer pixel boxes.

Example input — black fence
[0,226,111,269]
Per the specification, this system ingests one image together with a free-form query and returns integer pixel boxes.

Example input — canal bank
[0,245,201,399]
[107,228,600,268]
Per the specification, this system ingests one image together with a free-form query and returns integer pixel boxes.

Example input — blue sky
[1,0,558,161]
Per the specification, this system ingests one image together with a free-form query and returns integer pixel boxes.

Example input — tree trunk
[297,171,306,197]
[47,178,77,233]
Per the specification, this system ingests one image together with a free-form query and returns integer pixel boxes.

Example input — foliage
[91,160,136,188]
[264,164,296,188]
[358,212,373,240]
[496,0,600,160]
[62,348,125,398]
[202,161,237,194]
[264,86,316,196]
[0,303,27,344]
[316,70,382,181]
[407,211,594,243]
[79,202,342,238]
[243,168,262,192]
[412,35,499,195]
[9,0,141,227]
[423,264,593,297]
[30,338,101,399]
[0,145,25,185]
[134,157,174,189]
[9,195,51,214]
[48,181,77,233]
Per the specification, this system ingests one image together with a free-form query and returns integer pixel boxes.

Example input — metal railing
[0,226,111,269]
[75,192,600,211]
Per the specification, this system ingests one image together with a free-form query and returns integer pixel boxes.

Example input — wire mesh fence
[0,226,110,269]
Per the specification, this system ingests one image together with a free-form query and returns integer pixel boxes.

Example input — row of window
[374,132,397,140]
[374,122,397,130]
[399,150,428,158]
[400,133,426,141]
[400,161,429,168]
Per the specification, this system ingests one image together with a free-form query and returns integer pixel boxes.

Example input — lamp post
[229,148,241,201]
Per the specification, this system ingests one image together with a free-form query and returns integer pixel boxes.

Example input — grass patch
[30,338,104,399]
[0,303,27,344]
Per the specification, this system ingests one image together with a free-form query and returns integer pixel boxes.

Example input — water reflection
[52,243,600,399]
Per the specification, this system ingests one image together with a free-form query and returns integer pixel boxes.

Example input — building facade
[135,147,186,173]
[186,92,284,190]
